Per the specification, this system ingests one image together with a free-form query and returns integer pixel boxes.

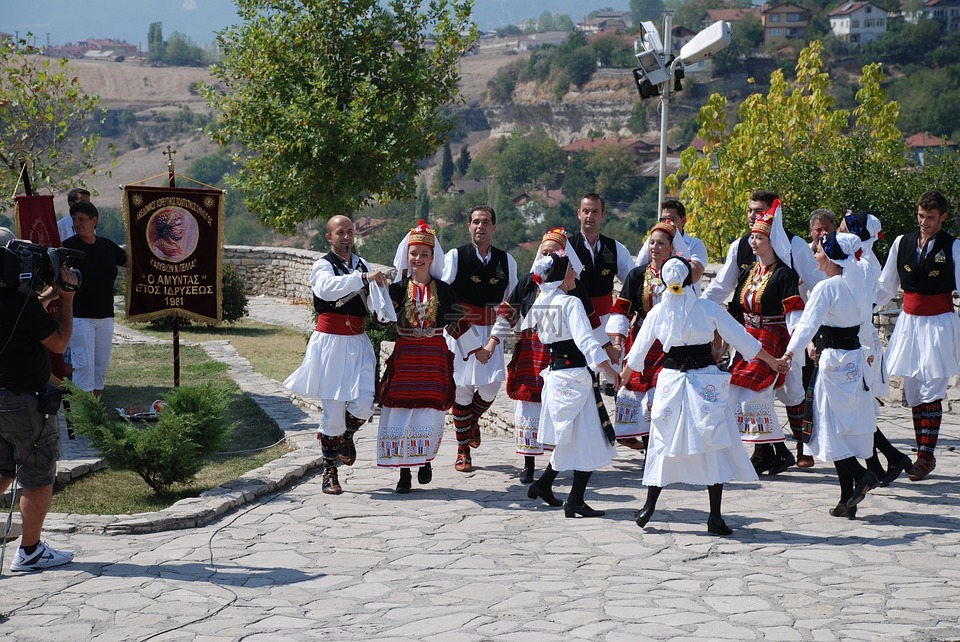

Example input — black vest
[569,232,618,297]
[897,230,957,295]
[313,252,370,317]
[451,244,510,306]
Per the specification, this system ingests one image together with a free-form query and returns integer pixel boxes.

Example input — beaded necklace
[405,279,439,328]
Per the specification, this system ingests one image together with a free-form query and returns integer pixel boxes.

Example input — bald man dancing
[285,215,388,495]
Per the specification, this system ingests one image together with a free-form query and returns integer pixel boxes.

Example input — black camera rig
[0,239,84,297]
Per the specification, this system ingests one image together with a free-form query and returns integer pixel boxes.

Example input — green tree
[203,0,476,233]
[456,144,471,177]
[494,129,564,194]
[416,180,430,219]
[627,101,648,134]
[0,37,106,202]
[163,32,205,66]
[148,22,165,64]
[667,41,921,260]
[438,140,454,191]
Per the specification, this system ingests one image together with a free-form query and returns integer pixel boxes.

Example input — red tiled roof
[905,132,957,147]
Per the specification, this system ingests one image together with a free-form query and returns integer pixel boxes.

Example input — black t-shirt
[0,289,58,393]
[62,235,127,319]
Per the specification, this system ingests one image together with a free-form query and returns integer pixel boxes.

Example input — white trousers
[71,317,114,391]
[455,381,500,405]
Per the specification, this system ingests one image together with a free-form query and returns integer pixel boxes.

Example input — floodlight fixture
[678,20,731,65]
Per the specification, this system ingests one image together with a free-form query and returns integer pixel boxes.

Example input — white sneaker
[9,541,74,572]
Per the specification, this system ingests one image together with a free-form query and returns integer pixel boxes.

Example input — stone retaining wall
[219,246,959,406]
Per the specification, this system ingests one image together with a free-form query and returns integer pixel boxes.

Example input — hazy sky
[2,1,630,47]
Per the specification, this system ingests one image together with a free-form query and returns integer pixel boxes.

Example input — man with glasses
[702,190,822,475]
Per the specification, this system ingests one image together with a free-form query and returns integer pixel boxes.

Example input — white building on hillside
[829,1,888,45]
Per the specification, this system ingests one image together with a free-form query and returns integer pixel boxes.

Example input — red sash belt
[591,294,613,317]
[316,313,365,335]
[902,292,955,316]
[460,303,498,326]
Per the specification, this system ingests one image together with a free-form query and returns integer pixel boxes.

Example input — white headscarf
[769,201,793,267]
[521,253,568,331]
[392,228,445,282]
[823,231,870,319]
[656,257,697,352]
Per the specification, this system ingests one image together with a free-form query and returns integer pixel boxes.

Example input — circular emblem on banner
[147,207,199,262]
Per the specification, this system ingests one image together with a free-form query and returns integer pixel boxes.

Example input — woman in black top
[62,201,127,397]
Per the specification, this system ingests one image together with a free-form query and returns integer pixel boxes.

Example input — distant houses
[828,2,889,46]
[44,38,139,60]
[905,0,960,30]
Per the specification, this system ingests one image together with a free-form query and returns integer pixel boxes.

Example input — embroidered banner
[13,195,58,246]
[122,185,225,324]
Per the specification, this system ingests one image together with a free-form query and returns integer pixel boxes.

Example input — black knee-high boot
[769,441,796,474]
[874,428,913,486]
[527,463,562,506]
[396,467,412,494]
[564,470,604,518]
[841,457,878,508]
[635,486,662,528]
[519,455,536,484]
[830,460,856,517]
[706,484,732,535]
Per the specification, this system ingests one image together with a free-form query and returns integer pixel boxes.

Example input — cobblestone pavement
[1,297,957,641]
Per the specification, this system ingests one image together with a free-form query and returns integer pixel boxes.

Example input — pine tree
[456,145,471,177]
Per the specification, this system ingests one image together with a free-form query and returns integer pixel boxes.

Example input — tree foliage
[631,0,665,25]
[667,41,926,261]
[0,38,106,202]
[148,22,165,64]
[204,0,477,233]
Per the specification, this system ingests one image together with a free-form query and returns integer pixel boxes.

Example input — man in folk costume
[567,193,636,389]
[876,190,960,481]
[284,215,389,495]
[702,190,822,473]
[442,206,518,473]
[635,199,708,292]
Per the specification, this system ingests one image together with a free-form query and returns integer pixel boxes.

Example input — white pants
[903,376,948,407]
[455,381,500,405]
[71,317,114,392]
[319,397,375,437]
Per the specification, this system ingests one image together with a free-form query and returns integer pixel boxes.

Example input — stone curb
[45,334,515,535]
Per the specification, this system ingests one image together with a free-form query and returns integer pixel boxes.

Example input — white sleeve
[491,313,513,340]
[624,307,658,372]
[615,240,636,282]
[605,312,630,339]
[709,300,761,360]
[687,236,708,269]
[875,236,902,309]
[506,253,519,302]
[701,239,739,303]
[786,281,832,354]
[311,258,364,301]
[791,235,823,289]
[441,248,458,284]
[568,298,609,370]
[953,239,960,294]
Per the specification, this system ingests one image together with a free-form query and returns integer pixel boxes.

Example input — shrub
[65,381,233,493]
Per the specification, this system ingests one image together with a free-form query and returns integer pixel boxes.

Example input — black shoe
[829,502,857,519]
[396,470,412,494]
[766,452,796,475]
[564,501,605,518]
[527,483,563,507]
[706,516,733,536]
[519,467,535,484]
[752,452,776,475]
[634,506,655,528]
[846,471,879,508]
[417,463,432,485]
[880,456,914,488]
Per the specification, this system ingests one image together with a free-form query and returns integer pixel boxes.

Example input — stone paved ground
[0,297,958,641]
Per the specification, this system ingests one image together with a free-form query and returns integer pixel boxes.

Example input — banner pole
[163,145,181,387]
[19,160,33,196]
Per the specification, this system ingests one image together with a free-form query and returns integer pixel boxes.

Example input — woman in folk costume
[627,257,788,535]
[728,206,805,475]
[524,252,621,518]
[492,228,603,484]
[840,211,915,487]
[783,231,880,517]
[607,222,688,449]
[377,221,483,493]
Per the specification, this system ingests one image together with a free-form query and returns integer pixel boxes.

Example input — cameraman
[0,235,79,572]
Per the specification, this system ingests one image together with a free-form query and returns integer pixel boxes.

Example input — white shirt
[441,244,519,302]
